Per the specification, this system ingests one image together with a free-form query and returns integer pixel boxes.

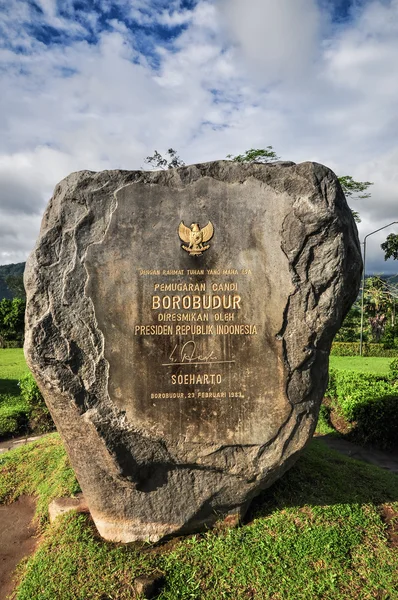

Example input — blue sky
[1,0,398,272]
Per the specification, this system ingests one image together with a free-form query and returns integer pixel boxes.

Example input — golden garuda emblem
[178,221,214,256]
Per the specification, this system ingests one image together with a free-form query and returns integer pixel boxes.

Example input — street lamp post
[359,221,398,356]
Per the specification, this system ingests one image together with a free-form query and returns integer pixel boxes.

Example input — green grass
[2,351,398,597]
[329,356,392,374]
[0,348,29,394]
[0,348,30,437]
[2,436,397,600]
[315,405,336,436]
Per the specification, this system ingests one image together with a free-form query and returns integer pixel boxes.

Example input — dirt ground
[0,496,39,600]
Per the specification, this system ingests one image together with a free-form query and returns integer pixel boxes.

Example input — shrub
[389,358,398,381]
[381,325,395,349]
[0,395,29,437]
[333,371,393,421]
[353,395,398,449]
[18,372,54,434]
[364,344,398,357]
[19,372,43,405]
[315,403,335,435]
[330,342,359,356]
[325,368,337,399]
[326,369,398,450]
[1,340,22,349]
[331,342,398,357]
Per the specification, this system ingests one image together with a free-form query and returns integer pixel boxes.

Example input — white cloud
[216,0,321,84]
[0,0,398,272]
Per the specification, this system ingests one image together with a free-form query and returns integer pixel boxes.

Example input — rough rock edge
[24,161,361,541]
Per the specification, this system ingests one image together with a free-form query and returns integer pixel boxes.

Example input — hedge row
[331,342,398,357]
[0,340,22,349]
[326,362,398,449]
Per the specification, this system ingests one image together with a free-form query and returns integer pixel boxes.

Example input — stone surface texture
[24,161,362,542]
[48,494,89,522]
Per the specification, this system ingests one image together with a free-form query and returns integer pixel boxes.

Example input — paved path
[318,434,398,475]
[0,435,45,455]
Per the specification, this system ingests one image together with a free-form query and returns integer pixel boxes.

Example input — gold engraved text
[154,282,206,292]
[152,294,241,310]
[171,373,222,385]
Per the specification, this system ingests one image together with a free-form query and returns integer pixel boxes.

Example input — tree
[144,148,185,170]
[361,275,398,343]
[337,175,373,200]
[337,176,373,223]
[334,304,362,342]
[381,233,398,261]
[364,276,388,316]
[5,274,25,299]
[226,147,280,163]
[337,276,398,345]
[368,314,387,343]
[372,275,398,332]
[0,298,25,347]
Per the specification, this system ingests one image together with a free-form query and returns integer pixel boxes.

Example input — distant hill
[0,262,25,299]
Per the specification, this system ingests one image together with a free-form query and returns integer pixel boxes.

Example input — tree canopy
[337,176,373,223]
[144,148,185,170]
[337,175,373,200]
[5,274,25,299]
[0,298,25,347]
[226,147,280,163]
[381,233,398,261]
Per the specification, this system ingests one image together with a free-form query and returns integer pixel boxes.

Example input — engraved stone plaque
[24,161,362,542]
[85,179,292,444]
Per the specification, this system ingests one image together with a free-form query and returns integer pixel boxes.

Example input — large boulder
[24,161,361,542]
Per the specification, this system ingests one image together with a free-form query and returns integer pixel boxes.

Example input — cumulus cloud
[216,0,321,84]
[0,0,398,272]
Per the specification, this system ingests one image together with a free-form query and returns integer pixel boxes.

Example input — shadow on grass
[245,438,398,523]
[0,377,21,397]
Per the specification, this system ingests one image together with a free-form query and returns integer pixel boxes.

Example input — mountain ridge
[0,262,25,299]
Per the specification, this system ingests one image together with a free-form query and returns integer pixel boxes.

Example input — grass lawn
[1,434,397,599]
[0,348,30,437]
[1,352,398,597]
[0,348,29,395]
[329,355,392,374]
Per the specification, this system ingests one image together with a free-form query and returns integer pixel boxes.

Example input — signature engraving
[170,341,217,364]
[162,340,235,367]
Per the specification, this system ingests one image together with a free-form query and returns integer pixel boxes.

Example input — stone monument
[24,160,362,542]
